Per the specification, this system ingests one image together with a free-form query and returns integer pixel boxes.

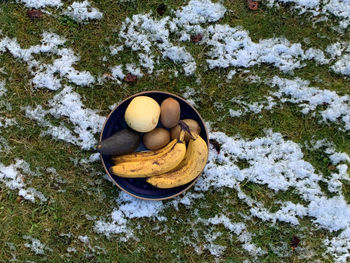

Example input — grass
[0,0,349,262]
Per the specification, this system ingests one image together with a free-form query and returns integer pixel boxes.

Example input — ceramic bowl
[100,91,209,200]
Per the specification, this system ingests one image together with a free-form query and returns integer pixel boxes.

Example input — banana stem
[179,120,195,140]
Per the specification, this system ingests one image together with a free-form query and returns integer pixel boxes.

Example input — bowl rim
[99,90,209,201]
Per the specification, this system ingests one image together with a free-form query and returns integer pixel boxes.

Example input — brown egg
[143,128,170,150]
[170,119,201,142]
[160,97,180,128]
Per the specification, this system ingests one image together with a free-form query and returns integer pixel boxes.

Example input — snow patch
[18,0,62,9]
[23,235,51,255]
[0,32,94,90]
[270,76,350,130]
[0,159,46,203]
[94,191,165,240]
[64,1,103,23]
[23,86,105,150]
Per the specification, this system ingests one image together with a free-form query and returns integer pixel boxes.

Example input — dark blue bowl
[100,91,209,200]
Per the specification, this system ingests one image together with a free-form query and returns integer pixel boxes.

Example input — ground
[0,0,349,262]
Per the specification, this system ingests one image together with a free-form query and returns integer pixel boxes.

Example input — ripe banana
[112,138,177,163]
[110,131,186,178]
[146,133,208,188]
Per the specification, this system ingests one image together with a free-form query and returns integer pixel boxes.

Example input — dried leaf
[291,235,300,250]
[157,4,167,16]
[191,34,203,43]
[328,164,336,171]
[247,0,259,11]
[27,9,42,19]
[124,73,137,83]
[209,139,221,154]
[16,196,23,203]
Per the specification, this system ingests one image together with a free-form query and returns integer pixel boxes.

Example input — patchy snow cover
[94,127,349,260]
[0,80,6,97]
[266,0,350,29]
[18,0,63,9]
[230,96,277,117]
[229,76,350,131]
[332,54,350,76]
[23,86,105,150]
[0,159,47,203]
[0,32,94,90]
[201,215,266,257]
[64,1,103,23]
[109,0,226,78]
[23,235,51,255]
[94,191,165,240]
[118,14,197,76]
[106,0,350,83]
[173,0,226,25]
[205,24,329,72]
[270,76,350,130]
[194,129,350,261]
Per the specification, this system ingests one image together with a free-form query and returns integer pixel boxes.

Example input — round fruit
[125,96,160,132]
[171,119,201,142]
[160,97,180,128]
[143,128,170,150]
[97,129,140,156]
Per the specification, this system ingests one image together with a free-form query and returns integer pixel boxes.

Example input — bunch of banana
[110,131,186,178]
[147,133,208,188]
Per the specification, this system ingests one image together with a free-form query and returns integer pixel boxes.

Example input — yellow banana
[110,131,186,178]
[112,138,177,163]
[146,134,208,188]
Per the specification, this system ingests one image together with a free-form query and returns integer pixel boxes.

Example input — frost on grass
[0,159,47,203]
[64,1,103,23]
[23,86,105,150]
[0,32,94,90]
[23,235,51,255]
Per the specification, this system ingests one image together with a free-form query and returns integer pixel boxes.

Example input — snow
[332,54,350,76]
[0,160,46,203]
[110,65,125,84]
[205,24,330,73]
[329,152,350,165]
[23,86,105,150]
[18,0,63,9]
[0,32,94,91]
[94,191,165,239]
[78,235,90,244]
[173,0,226,25]
[0,80,6,96]
[308,196,350,232]
[23,235,51,255]
[230,96,277,117]
[64,1,103,23]
[1,0,350,261]
[270,76,350,130]
[267,0,350,29]
[194,128,350,261]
